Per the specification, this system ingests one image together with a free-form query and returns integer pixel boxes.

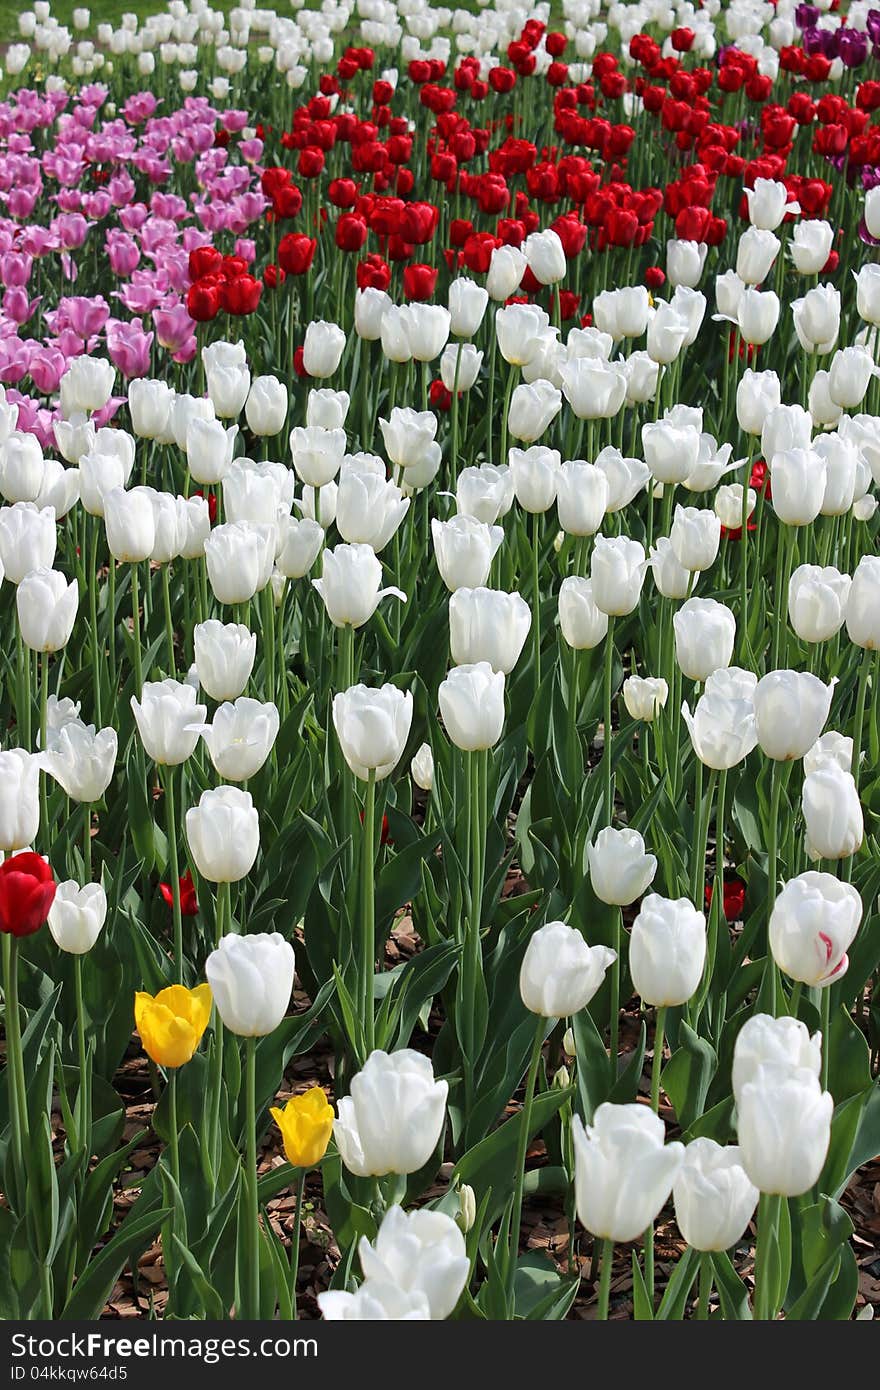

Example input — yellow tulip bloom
[134,983,213,1069]
[270,1087,335,1169]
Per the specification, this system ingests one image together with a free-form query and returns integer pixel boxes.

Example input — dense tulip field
[0,0,879,1327]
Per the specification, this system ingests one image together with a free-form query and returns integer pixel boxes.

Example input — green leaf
[61,1205,171,1320]
[453,1088,571,1227]
[661,1022,717,1131]
[711,1251,752,1320]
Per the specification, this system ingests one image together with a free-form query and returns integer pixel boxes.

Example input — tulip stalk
[288,1168,306,1318]
[507,1017,545,1307]
[160,767,184,982]
[2,934,28,1209]
[754,1192,781,1320]
[602,618,616,826]
[530,512,542,694]
[360,769,377,1057]
[72,954,92,1157]
[596,1237,614,1320]
[243,1035,261,1319]
[130,562,144,694]
[697,1252,713,1320]
[161,564,176,677]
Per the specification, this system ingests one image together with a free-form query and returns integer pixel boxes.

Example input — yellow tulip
[270,1087,335,1169]
[134,983,213,1069]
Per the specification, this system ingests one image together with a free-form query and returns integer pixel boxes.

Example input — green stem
[609,906,621,1073]
[73,954,90,1156]
[161,564,176,677]
[131,562,144,693]
[697,1251,713,1320]
[290,1167,306,1318]
[603,616,616,825]
[597,1238,614,1320]
[2,935,27,1208]
[167,1069,180,1189]
[508,1017,545,1305]
[162,767,184,983]
[650,1007,667,1112]
[820,986,831,1092]
[531,511,542,695]
[754,1192,780,1320]
[39,650,49,837]
[244,1036,261,1319]
[361,770,376,1057]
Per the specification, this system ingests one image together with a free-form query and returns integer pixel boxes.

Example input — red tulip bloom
[186,280,221,322]
[278,233,317,275]
[188,246,222,282]
[273,184,304,220]
[644,265,665,290]
[328,177,359,208]
[403,263,438,300]
[336,213,369,252]
[356,254,391,291]
[220,274,262,316]
[705,876,746,924]
[160,870,199,918]
[263,264,286,290]
[0,853,55,938]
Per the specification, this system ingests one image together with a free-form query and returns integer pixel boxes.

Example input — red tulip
[0,853,55,938]
[278,233,317,275]
[220,274,262,316]
[186,280,221,322]
[704,876,746,924]
[403,263,438,301]
[160,870,199,918]
[188,246,222,282]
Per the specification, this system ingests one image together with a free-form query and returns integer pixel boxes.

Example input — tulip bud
[431,515,503,592]
[769,870,862,987]
[682,668,758,770]
[556,461,609,536]
[0,751,45,851]
[135,983,212,1069]
[557,576,609,650]
[42,718,117,803]
[519,920,616,1017]
[191,699,280,783]
[673,1140,758,1252]
[737,1066,833,1196]
[131,679,207,766]
[47,880,107,954]
[770,449,826,526]
[448,278,489,337]
[456,463,514,525]
[0,502,56,583]
[669,505,721,573]
[186,417,238,486]
[193,620,255,702]
[737,287,780,346]
[303,320,346,378]
[205,521,276,606]
[333,683,413,781]
[562,1027,576,1057]
[276,516,324,579]
[590,535,647,616]
[736,369,781,437]
[456,1184,477,1235]
[313,542,406,629]
[673,598,736,683]
[245,374,288,435]
[16,568,78,652]
[788,564,850,643]
[449,586,531,673]
[508,380,562,444]
[629,893,707,1007]
[270,1088,335,1169]
[846,554,880,649]
[206,931,295,1035]
[334,1049,448,1177]
[411,742,434,792]
[487,245,526,301]
[439,662,505,751]
[588,826,657,906]
[753,669,834,761]
[649,536,691,600]
[572,1103,684,1243]
[802,763,864,861]
[622,675,668,723]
